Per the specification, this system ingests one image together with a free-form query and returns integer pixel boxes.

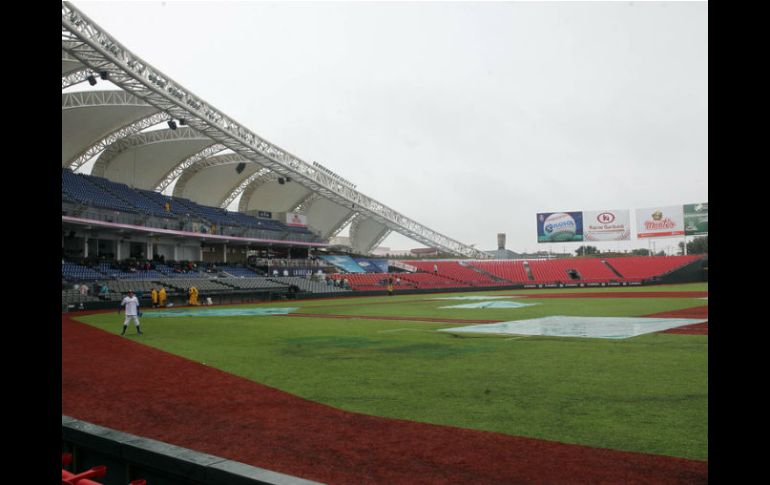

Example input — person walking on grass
[119,290,143,335]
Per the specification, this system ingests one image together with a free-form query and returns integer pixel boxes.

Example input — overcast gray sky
[72,1,708,255]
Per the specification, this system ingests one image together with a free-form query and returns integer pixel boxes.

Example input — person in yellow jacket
[158,286,167,307]
[150,287,159,308]
[188,286,199,306]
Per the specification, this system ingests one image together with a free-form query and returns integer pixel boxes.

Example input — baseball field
[62,282,708,483]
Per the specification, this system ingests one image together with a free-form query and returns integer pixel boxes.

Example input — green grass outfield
[75,282,708,460]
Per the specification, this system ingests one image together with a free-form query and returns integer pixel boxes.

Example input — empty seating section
[219,265,260,277]
[268,276,350,293]
[603,256,700,280]
[135,188,181,215]
[527,259,617,283]
[562,259,618,281]
[469,261,530,283]
[328,273,390,291]
[158,278,233,292]
[153,264,208,278]
[527,260,571,283]
[406,261,501,286]
[86,176,172,218]
[62,262,105,281]
[98,263,166,280]
[62,169,314,240]
[399,272,466,289]
[61,289,102,305]
[61,170,136,213]
[214,278,290,291]
[107,280,162,295]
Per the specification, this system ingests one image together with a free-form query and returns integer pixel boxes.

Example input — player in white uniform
[119,290,143,335]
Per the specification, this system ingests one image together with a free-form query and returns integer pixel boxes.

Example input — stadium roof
[61,2,490,259]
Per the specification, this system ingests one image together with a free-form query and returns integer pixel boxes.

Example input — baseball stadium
[62,3,707,484]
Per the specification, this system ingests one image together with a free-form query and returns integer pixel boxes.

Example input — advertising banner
[320,255,365,273]
[257,210,272,219]
[684,203,708,235]
[285,212,308,227]
[635,206,685,238]
[583,209,631,241]
[537,212,584,243]
[354,258,390,273]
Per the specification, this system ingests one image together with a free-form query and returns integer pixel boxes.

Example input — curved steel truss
[62,1,489,258]
[159,144,228,193]
[91,126,213,178]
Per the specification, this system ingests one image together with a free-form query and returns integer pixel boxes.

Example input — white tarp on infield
[432,296,518,300]
[438,316,706,339]
[439,301,537,309]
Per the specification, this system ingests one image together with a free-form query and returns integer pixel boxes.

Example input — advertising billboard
[684,203,708,235]
[583,209,631,241]
[635,206,685,238]
[285,212,308,227]
[537,212,584,243]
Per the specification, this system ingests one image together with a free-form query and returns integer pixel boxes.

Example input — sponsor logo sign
[684,203,708,235]
[635,206,685,238]
[584,209,631,241]
[537,211,584,243]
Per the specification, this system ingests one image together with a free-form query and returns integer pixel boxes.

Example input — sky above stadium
[72,1,707,255]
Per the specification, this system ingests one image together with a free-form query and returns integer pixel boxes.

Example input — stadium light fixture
[87,75,97,86]
[99,71,109,80]
[167,120,177,130]
[179,118,187,126]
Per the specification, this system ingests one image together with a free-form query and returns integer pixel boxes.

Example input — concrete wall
[62,416,322,485]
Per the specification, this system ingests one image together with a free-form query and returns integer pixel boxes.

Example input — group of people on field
[150,287,168,308]
[118,284,203,336]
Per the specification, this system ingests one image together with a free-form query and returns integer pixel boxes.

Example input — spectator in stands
[79,283,89,296]
[158,286,167,307]
[164,201,171,212]
[343,278,350,290]
[151,287,159,308]
[99,283,109,298]
[434,263,438,275]
[118,290,143,336]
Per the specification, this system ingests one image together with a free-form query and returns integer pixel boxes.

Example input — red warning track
[62,313,707,484]
[645,306,709,335]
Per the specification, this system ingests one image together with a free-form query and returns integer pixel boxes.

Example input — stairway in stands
[602,260,625,279]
